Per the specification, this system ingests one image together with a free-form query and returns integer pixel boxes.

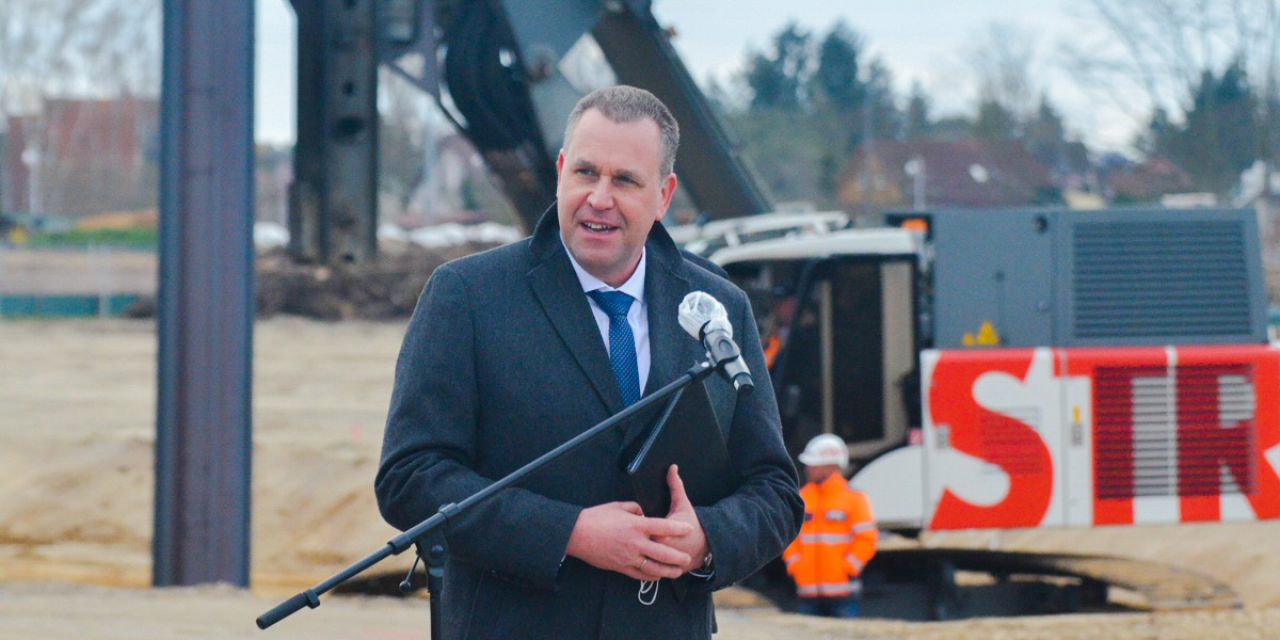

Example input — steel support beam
[155,0,255,587]
[290,0,379,264]
[594,5,772,219]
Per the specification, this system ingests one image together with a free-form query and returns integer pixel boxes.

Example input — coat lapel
[527,206,622,414]
[525,204,699,445]
[620,232,696,453]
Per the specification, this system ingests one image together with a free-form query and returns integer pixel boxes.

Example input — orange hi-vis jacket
[783,473,878,598]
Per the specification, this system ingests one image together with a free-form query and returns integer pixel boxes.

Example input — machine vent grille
[1094,364,1257,501]
[1072,221,1250,339]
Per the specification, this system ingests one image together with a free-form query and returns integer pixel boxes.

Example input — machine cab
[688,218,926,465]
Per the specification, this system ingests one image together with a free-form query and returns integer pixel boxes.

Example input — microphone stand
[257,358,726,633]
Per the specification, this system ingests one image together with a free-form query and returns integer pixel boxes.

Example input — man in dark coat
[376,85,803,639]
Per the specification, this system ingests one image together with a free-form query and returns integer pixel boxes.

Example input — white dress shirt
[564,245,651,393]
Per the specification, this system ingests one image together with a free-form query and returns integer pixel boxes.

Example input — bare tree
[379,67,430,219]
[966,22,1040,123]
[1,0,160,216]
[1059,0,1280,134]
[0,0,158,115]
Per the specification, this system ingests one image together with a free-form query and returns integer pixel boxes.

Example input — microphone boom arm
[256,359,721,631]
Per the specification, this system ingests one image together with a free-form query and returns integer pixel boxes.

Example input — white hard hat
[798,434,849,468]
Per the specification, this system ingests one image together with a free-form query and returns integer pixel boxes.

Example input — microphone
[678,291,754,395]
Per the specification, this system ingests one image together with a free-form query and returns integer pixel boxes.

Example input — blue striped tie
[588,290,641,406]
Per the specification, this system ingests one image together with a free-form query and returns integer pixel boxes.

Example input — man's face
[805,464,842,485]
[556,109,677,287]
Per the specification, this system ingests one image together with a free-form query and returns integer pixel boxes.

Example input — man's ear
[657,172,678,221]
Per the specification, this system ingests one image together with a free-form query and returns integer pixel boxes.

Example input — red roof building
[839,140,1059,212]
[4,97,159,217]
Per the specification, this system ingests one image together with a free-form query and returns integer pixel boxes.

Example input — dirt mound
[125,242,504,321]
[253,244,480,320]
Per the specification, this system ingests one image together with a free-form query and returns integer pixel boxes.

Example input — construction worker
[761,296,796,370]
[783,434,878,618]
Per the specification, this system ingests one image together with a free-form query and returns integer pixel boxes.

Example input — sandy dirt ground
[4,581,1280,640]
[4,318,1280,638]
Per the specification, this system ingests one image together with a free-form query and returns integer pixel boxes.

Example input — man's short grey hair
[563,85,680,177]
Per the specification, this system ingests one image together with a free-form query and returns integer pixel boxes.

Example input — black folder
[624,379,736,518]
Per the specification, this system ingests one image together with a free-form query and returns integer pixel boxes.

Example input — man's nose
[587,179,614,210]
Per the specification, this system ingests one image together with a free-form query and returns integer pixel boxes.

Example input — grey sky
[255,0,1138,151]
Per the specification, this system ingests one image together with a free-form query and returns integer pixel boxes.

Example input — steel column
[155,0,255,587]
[289,0,379,264]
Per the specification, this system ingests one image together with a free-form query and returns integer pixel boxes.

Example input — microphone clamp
[701,323,754,396]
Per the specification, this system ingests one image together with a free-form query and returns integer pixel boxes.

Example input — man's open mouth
[582,222,618,233]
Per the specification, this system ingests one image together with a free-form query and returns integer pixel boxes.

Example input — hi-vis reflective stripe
[847,555,864,571]
[785,555,800,567]
[797,583,854,597]
[799,533,852,544]
[852,523,876,534]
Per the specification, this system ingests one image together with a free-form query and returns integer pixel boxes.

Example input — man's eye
[576,168,596,177]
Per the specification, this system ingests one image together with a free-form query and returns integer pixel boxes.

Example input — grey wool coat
[375,206,803,640]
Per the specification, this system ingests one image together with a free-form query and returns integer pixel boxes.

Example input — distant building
[2,115,37,215]
[838,140,1059,216]
[3,97,159,218]
[1101,155,1194,205]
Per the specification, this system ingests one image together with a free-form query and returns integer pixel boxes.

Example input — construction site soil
[4,318,1280,638]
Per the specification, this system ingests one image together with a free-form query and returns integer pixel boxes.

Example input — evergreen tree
[1024,95,1067,170]
[860,59,901,142]
[904,82,931,140]
[744,50,791,110]
[1135,107,1173,157]
[973,99,1017,141]
[813,21,862,110]
[1146,60,1260,195]
[732,20,906,208]
[744,22,811,110]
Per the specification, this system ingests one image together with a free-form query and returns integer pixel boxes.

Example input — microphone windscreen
[678,291,732,339]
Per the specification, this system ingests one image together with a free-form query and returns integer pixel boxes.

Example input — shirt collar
[562,240,647,301]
